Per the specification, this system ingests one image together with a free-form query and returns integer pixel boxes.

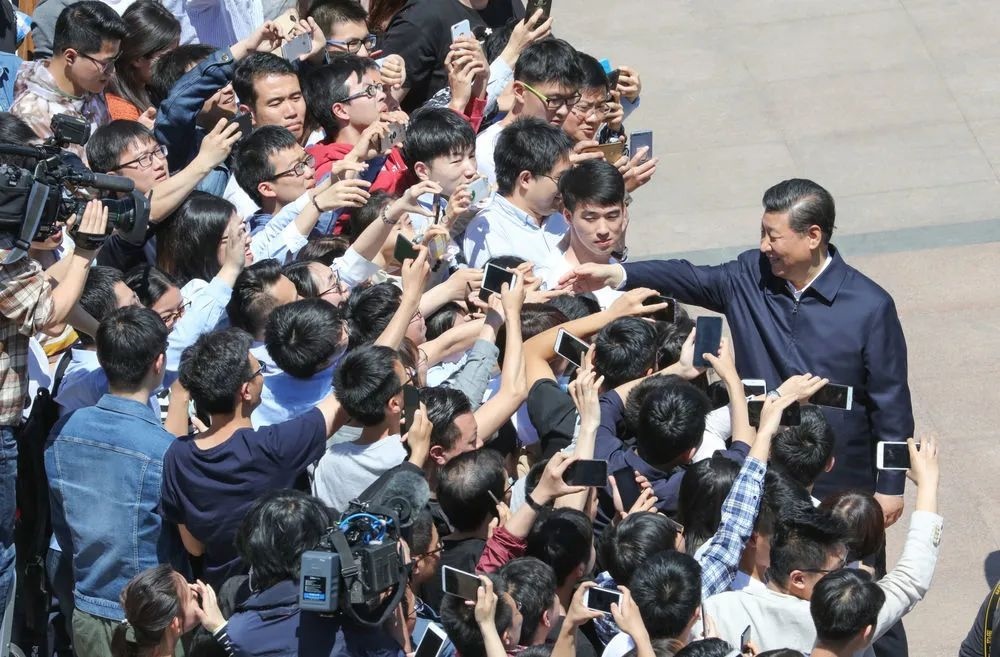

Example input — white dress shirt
[462,195,568,270]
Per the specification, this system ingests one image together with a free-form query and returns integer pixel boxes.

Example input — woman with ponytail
[113,565,234,657]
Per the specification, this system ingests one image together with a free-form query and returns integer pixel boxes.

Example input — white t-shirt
[475,121,504,186]
[312,434,407,512]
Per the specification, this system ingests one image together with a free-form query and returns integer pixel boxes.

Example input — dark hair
[345,282,401,349]
[227,259,287,337]
[0,114,40,169]
[513,38,584,88]
[233,52,298,111]
[266,298,345,378]
[349,190,395,238]
[517,647,553,657]
[86,120,156,173]
[628,377,710,468]
[437,448,506,532]
[771,405,835,488]
[498,302,568,364]
[235,489,332,591]
[819,491,885,563]
[440,572,513,657]
[525,508,593,586]
[178,327,254,415]
[757,652,806,657]
[494,117,574,196]
[158,191,236,287]
[655,317,694,370]
[756,469,814,538]
[308,0,369,34]
[768,508,846,587]
[366,0,402,32]
[113,0,180,111]
[80,265,126,327]
[599,512,681,585]
[410,506,435,555]
[97,306,168,391]
[575,52,611,93]
[234,125,301,203]
[112,565,181,657]
[149,44,216,107]
[500,557,557,645]
[673,639,735,657]
[677,455,740,556]
[558,159,625,213]
[401,106,476,169]
[296,237,350,265]
[811,569,886,644]
[545,294,600,321]
[419,386,473,452]
[762,178,835,244]
[53,1,127,56]
[124,264,179,308]
[283,260,321,297]
[594,317,658,389]
[425,302,466,341]
[333,344,401,426]
[303,56,370,136]
[629,551,702,640]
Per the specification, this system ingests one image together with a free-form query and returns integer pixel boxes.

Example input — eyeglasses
[409,309,423,324]
[538,173,563,186]
[798,556,848,575]
[246,362,267,381]
[325,33,378,54]
[521,82,581,112]
[412,541,445,559]
[158,300,191,324]
[317,270,343,297]
[265,154,315,181]
[78,51,119,74]
[571,98,612,119]
[335,82,384,104]
[118,145,168,171]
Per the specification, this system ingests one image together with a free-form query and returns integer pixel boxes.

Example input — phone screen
[442,566,481,600]
[393,234,419,263]
[554,329,588,367]
[643,295,676,323]
[564,459,608,487]
[611,467,642,510]
[482,263,517,295]
[693,316,723,367]
[586,587,622,614]
[742,379,766,397]
[629,130,653,162]
[231,112,253,138]
[747,400,801,427]
[414,627,446,657]
[879,442,911,470]
[811,383,853,410]
[400,385,420,436]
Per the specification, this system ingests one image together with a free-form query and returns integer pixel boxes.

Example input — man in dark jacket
[561,178,913,527]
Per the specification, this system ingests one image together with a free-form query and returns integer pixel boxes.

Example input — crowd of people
[0,0,975,655]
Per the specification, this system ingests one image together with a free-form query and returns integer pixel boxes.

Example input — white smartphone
[481,263,518,296]
[414,624,448,657]
[378,122,406,152]
[467,176,492,207]
[584,586,622,614]
[554,328,589,368]
[282,33,312,61]
[876,441,911,470]
[811,383,854,411]
[441,565,481,600]
[742,379,766,397]
[451,19,473,42]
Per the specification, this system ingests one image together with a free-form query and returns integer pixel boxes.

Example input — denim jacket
[45,394,185,620]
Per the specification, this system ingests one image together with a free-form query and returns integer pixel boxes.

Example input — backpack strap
[984,579,1000,657]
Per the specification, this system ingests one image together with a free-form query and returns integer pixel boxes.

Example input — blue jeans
[0,425,16,624]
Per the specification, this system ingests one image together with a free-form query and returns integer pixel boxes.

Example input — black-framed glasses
[158,300,191,324]
[78,51,119,74]
[325,33,377,54]
[798,556,848,575]
[412,541,445,559]
[265,154,315,181]
[317,269,343,297]
[521,82,581,111]
[246,362,267,381]
[538,173,563,186]
[334,82,383,104]
[117,144,168,171]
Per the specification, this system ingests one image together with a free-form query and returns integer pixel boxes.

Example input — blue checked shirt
[593,455,767,646]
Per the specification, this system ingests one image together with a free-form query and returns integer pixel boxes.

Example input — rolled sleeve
[334,248,380,289]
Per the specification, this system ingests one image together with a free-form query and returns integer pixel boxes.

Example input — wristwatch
[766,389,782,399]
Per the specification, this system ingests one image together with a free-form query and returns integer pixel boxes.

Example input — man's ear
[240,381,253,402]
[788,569,807,593]
[388,393,403,415]
[541,607,553,629]
[413,161,431,182]
[516,169,533,193]
[511,81,526,104]
[238,103,256,123]
[429,444,446,465]
[807,224,824,249]
[154,353,166,375]
[63,48,78,65]
[681,447,697,464]
[331,101,350,123]
[825,455,836,473]
[257,180,277,201]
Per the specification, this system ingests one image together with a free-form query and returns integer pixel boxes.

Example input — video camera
[0,114,150,264]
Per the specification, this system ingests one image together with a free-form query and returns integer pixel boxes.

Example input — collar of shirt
[493,194,561,230]
[70,347,99,367]
[250,340,279,374]
[788,250,833,301]
[95,393,163,426]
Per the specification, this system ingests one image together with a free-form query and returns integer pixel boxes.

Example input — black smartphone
[554,328,588,368]
[563,459,608,487]
[643,295,676,323]
[741,625,752,649]
[230,111,253,138]
[811,383,854,411]
[611,467,642,510]
[393,233,419,263]
[747,400,801,428]
[481,263,517,296]
[524,0,552,22]
[584,586,622,614]
[400,384,420,435]
[442,566,481,600]
[432,193,443,225]
[607,68,621,88]
[693,316,723,367]
[629,130,653,162]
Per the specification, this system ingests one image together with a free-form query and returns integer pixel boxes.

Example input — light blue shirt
[462,195,568,270]
[249,342,336,429]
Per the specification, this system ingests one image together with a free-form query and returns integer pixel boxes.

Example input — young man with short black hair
[233,52,309,144]
[771,405,836,495]
[810,569,886,657]
[12,1,127,163]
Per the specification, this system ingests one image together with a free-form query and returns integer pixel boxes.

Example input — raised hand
[312,177,372,212]
[197,119,242,169]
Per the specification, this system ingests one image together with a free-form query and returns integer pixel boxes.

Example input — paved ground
[558,1,1000,655]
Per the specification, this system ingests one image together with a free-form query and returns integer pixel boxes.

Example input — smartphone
[481,262,517,295]
[414,624,448,657]
[273,9,300,40]
[379,122,406,152]
[584,586,622,614]
[564,459,608,487]
[643,294,676,323]
[741,625,752,649]
[554,328,589,368]
[607,68,621,88]
[876,441,911,470]
[747,400,802,428]
[742,379,766,397]
[432,194,443,225]
[230,112,253,138]
[524,0,552,22]
[282,32,312,61]
[400,384,420,436]
[611,467,642,510]
[393,233,419,263]
[451,19,473,41]
[587,141,626,162]
[467,176,492,207]
[811,383,854,411]
[442,565,481,600]
[629,130,653,162]
[693,316,723,368]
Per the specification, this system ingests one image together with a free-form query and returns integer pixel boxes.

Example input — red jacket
[307,141,415,195]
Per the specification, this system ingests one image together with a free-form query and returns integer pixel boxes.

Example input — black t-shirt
[418,536,486,612]
[526,379,579,459]
[380,0,524,112]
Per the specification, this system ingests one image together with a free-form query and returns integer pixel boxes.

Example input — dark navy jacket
[623,245,912,497]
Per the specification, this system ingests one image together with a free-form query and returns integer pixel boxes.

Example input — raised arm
[473,278,527,438]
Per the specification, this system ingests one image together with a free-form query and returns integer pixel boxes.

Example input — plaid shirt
[0,245,53,425]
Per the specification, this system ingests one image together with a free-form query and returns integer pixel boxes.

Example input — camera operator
[0,198,109,623]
